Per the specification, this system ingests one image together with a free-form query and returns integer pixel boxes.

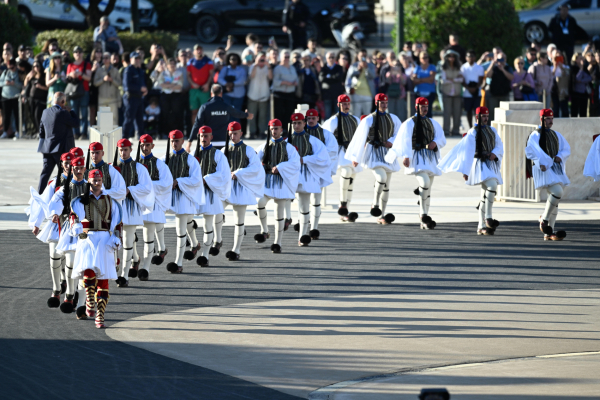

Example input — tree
[61,0,117,29]
[394,0,523,63]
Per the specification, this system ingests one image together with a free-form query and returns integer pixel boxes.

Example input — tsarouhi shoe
[151,249,168,265]
[183,243,201,260]
[225,251,240,261]
[47,291,60,308]
[197,256,209,267]
[309,229,320,239]
[128,260,140,278]
[284,218,292,231]
[138,269,149,281]
[254,232,269,243]
[116,277,128,288]
[370,206,382,217]
[270,244,281,253]
[209,242,222,256]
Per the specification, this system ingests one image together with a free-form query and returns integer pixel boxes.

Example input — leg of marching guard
[183,215,200,261]
[338,167,358,222]
[477,185,487,234]
[47,242,62,308]
[298,192,311,246]
[166,214,188,273]
[542,184,566,241]
[415,172,436,229]
[271,199,286,253]
[139,222,155,281]
[75,280,87,319]
[370,167,386,218]
[211,212,224,256]
[310,192,322,239]
[255,196,270,243]
[285,197,293,231]
[151,223,168,265]
[197,215,214,267]
[483,178,499,232]
[227,205,246,261]
[119,225,137,287]
[95,279,109,329]
[60,251,76,313]
[377,171,395,225]
[82,269,97,320]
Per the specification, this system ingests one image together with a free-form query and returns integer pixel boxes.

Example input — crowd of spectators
[0,7,598,141]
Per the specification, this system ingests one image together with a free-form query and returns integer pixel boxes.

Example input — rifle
[475,113,484,159]
[263,127,272,173]
[135,140,141,162]
[373,100,381,148]
[165,137,171,166]
[62,165,72,213]
[224,129,231,160]
[85,147,90,172]
[194,134,201,160]
[336,104,344,148]
[113,145,119,166]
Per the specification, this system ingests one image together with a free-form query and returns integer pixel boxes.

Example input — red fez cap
[360,115,368,120]
[305,109,319,117]
[60,152,74,162]
[169,130,184,139]
[139,134,153,144]
[374,93,388,102]
[291,113,305,121]
[476,107,489,115]
[269,119,282,127]
[88,169,103,179]
[227,121,242,131]
[199,126,212,134]
[337,94,351,103]
[540,109,553,117]
[416,97,429,106]
[89,142,103,151]
[69,147,84,157]
[71,157,85,167]
[117,138,133,148]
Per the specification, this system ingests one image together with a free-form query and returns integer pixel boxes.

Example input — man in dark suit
[37,92,77,192]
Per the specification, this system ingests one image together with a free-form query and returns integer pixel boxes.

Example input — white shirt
[460,62,484,98]
[248,64,271,102]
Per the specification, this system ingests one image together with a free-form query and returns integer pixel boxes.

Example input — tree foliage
[394,0,523,63]
[0,4,33,48]
[146,0,197,30]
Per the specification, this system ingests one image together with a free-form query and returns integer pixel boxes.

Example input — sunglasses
[258,59,266,62]
[74,50,82,54]
[284,56,290,59]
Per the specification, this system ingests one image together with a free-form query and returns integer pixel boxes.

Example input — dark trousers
[123,94,144,138]
[29,98,46,133]
[551,92,569,118]
[570,92,589,117]
[38,152,61,193]
[160,92,183,136]
[289,28,307,50]
[273,92,297,135]
[1,97,18,133]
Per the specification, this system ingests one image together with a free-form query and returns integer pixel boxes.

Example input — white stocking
[186,215,198,248]
[274,199,286,245]
[49,242,62,292]
[257,196,270,234]
[232,205,246,253]
[543,184,563,229]
[478,187,486,229]
[64,251,76,296]
[372,167,387,210]
[285,197,292,220]
[380,171,393,215]
[141,222,156,272]
[155,223,166,252]
[201,214,215,258]
[416,172,433,216]
[297,192,311,237]
[121,225,137,278]
[483,178,498,220]
[214,212,224,245]
[310,192,322,230]
[339,166,355,206]
[175,214,189,266]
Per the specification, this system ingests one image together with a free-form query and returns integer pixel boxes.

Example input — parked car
[188,0,377,44]
[519,0,600,43]
[18,0,158,30]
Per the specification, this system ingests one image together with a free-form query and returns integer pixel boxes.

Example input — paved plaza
[1,131,599,399]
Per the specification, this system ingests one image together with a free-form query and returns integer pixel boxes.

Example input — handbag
[519,72,534,94]
[65,81,85,100]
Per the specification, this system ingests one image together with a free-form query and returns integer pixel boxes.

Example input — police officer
[122,51,147,139]
[185,84,253,151]
[282,0,310,50]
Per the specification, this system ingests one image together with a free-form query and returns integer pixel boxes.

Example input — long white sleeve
[152,158,174,212]
[583,137,600,182]
[344,116,371,164]
[204,150,232,201]
[128,163,155,214]
[226,145,265,199]
[525,130,554,168]
[105,164,127,202]
[167,154,205,207]
[303,135,334,187]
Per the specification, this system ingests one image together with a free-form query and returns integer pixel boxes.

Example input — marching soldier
[255,119,300,253]
[439,107,504,235]
[322,94,361,222]
[386,97,446,229]
[347,93,402,224]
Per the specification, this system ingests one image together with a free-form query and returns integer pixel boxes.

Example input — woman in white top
[151,58,184,135]
[247,52,273,138]
[271,50,298,132]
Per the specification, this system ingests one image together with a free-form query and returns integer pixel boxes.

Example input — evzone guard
[69,169,123,328]
[113,139,155,287]
[583,134,600,182]
[439,107,504,235]
[214,122,265,261]
[288,112,332,246]
[164,130,204,274]
[47,156,88,313]
[188,126,231,267]
[346,93,402,224]
[303,108,338,239]
[133,134,173,281]
[322,94,361,222]
[255,119,300,253]
[27,152,74,308]
[525,109,571,241]
[386,96,446,229]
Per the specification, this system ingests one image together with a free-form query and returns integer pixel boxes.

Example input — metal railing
[492,121,540,202]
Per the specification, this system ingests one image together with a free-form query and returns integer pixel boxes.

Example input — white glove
[70,222,83,237]
[108,234,121,250]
